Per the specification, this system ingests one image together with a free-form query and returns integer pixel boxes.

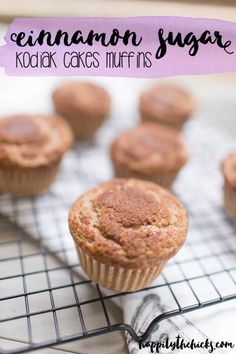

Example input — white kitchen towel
[0,76,236,353]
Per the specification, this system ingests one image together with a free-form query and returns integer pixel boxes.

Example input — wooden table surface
[0,0,236,21]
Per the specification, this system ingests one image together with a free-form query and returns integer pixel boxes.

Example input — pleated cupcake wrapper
[113,163,177,190]
[140,110,187,130]
[62,114,106,139]
[223,178,236,218]
[0,163,59,197]
[76,244,165,292]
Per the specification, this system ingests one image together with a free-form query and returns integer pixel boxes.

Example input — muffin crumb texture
[0,114,73,196]
[110,123,189,188]
[0,114,73,168]
[69,178,188,269]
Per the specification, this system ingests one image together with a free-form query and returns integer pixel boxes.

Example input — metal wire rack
[0,114,236,353]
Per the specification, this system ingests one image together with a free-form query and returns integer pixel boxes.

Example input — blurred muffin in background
[0,114,73,196]
[52,81,111,139]
[139,84,197,130]
[221,152,236,217]
[110,123,189,189]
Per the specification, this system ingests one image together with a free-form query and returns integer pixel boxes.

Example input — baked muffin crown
[221,152,236,188]
[0,114,73,168]
[110,123,189,174]
[69,178,188,269]
[140,84,197,123]
[52,81,111,118]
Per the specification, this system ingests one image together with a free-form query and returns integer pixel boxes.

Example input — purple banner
[0,17,235,77]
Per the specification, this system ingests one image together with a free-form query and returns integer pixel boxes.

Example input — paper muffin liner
[0,162,60,197]
[223,178,236,218]
[112,163,178,190]
[61,113,107,139]
[140,111,187,131]
[76,245,165,292]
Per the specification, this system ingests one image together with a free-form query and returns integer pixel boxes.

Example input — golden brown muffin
[221,152,236,217]
[0,114,73,196]
[110,123,189,189]
[69,178,188,292]
[52,81,111,139]
[139,84,197,130]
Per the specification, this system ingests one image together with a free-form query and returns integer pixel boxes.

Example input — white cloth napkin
[0,76,236,353]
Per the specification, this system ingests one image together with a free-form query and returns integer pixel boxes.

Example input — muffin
[221,152,236,217]
[139,84,197,130]
[52,81,111,139]
[0,114,73,196]
[110,123,188,189]
[69,178,188,292]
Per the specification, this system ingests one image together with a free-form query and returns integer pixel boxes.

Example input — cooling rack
[0,115,236,353]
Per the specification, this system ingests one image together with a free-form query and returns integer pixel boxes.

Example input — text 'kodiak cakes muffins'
[52,81,111,139]
[221,152,236,218]
[69,178,188,292]
[0,114,73,196]
[139,84,197,130]
[110,123,189,189]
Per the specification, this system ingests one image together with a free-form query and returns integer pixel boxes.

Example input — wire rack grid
[0,115,236,353]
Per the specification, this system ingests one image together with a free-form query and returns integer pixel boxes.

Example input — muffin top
[53,81,111,118]
[0,114,73,168]
[221,152,236,188]
[69,178,188,269]
[139,84,196,123]
[110,123,188,174]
